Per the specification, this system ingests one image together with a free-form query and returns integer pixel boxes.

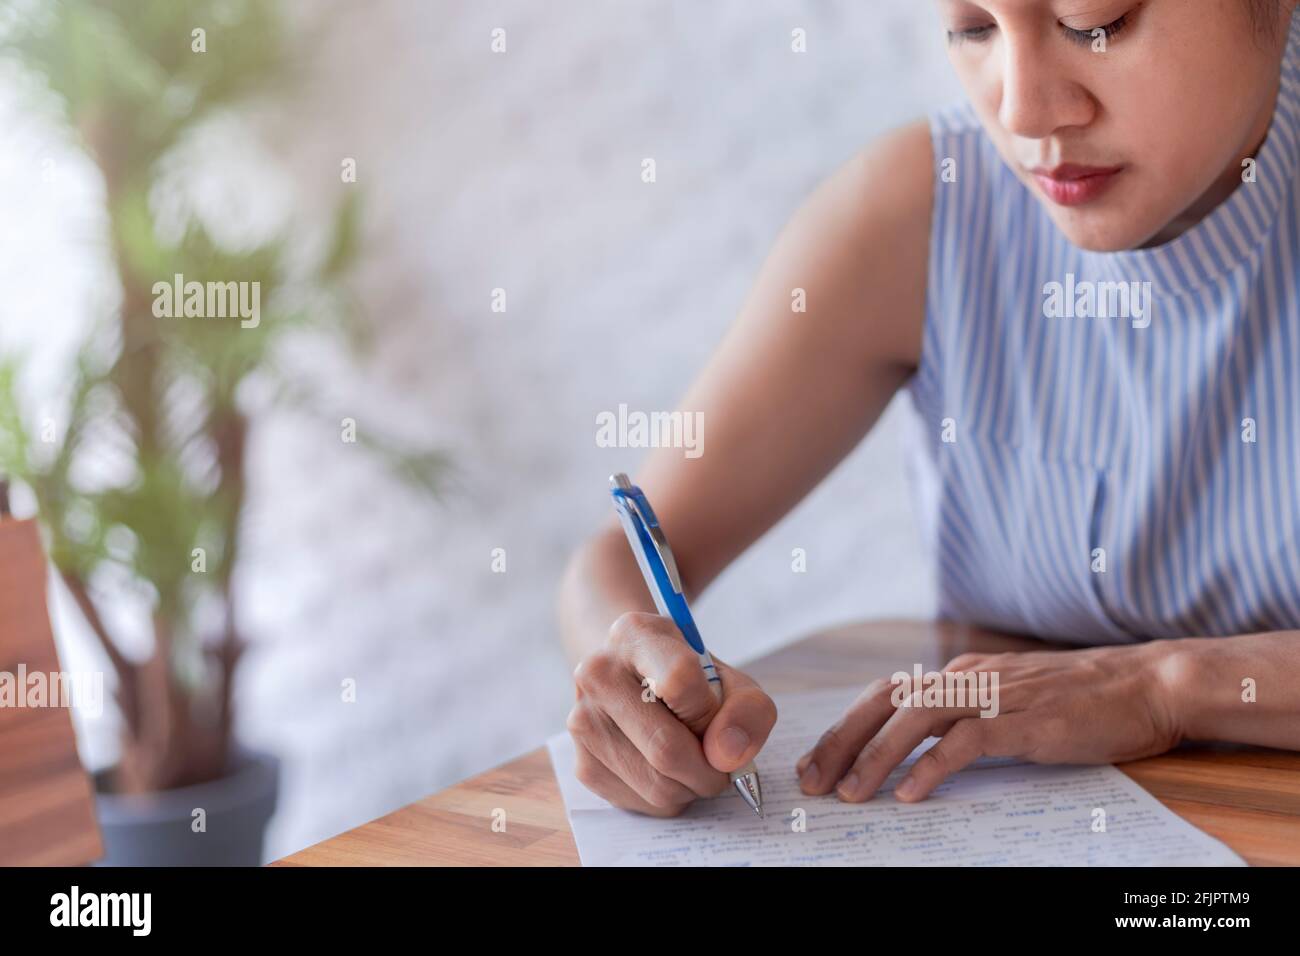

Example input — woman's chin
[1043,206,1169,255]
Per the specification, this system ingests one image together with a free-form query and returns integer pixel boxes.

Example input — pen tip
[733,771,763,818]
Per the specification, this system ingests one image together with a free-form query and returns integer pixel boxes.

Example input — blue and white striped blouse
[904,15,1300,644]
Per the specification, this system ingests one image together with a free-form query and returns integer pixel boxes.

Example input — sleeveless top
[903,13,1300,644]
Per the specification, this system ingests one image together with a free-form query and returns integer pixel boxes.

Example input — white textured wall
[4,1,962,860]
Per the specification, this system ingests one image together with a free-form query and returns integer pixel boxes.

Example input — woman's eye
[947,12,1132,48]
[1061,13,1129,46]
[946,24,995,46]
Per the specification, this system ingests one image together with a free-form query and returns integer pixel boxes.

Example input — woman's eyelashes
[946,24,994,46]
[1061,13,1130,46]
[946,12,1132,47]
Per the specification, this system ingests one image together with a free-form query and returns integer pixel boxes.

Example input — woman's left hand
[795,640,1189,803]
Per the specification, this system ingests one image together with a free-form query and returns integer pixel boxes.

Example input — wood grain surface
[274,619,1300,867]
[0,517,103,866]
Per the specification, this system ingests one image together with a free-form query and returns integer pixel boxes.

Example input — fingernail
[720,726,750,761]
[800,761,819,789]
[895,776,918,800]
[837,772,859,799]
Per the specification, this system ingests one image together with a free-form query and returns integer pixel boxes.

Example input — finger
[572,738,689,818]
[835,693,984,802]
[623,627,776,774]
[600,677,730,797]
[892,718,986,802]
[566,699,698,811]
[575,639,720,794]
[942,653,986,672]
[700,658,778,773]
[982,712,1045,759]
[796,679,897,795]
[894,712,1034,801]
[619,614,721,735]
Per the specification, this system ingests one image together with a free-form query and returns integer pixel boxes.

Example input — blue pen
[609,473,764,817]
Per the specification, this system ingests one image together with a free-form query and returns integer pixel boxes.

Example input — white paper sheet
[546,686,1246,866]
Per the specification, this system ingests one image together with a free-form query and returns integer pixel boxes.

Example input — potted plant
[0,0,445,864]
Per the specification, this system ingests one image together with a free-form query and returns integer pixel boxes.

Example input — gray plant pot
[93,748,279,866]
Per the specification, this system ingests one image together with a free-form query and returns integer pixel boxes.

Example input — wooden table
[273,620,1300,866]
[0,518,103,866]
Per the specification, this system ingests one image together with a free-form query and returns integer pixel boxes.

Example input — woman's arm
[794,631,1300,804]
[554,121,935,816]
[559,120,934,663]
[1171,631,1300,750]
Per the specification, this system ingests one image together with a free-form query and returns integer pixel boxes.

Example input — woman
[558,0,1300,815]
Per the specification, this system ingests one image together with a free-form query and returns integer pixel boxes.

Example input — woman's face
[939,0,1293,251]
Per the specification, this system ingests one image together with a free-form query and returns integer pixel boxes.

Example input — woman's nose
[997,36,1095,140]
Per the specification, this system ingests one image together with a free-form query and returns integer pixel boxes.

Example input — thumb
[700,658,778,774]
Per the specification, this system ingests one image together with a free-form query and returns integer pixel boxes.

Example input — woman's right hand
[565,611,777,817]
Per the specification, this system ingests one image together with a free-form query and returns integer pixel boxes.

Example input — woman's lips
[1030,164,1126,207]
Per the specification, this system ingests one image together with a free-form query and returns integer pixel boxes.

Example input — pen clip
[609,473,684,595]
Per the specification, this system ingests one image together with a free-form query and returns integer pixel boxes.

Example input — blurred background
[0,0,959,862]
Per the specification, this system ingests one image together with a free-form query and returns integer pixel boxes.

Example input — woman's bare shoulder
[790,119,933,370]
[858,119,936,241]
